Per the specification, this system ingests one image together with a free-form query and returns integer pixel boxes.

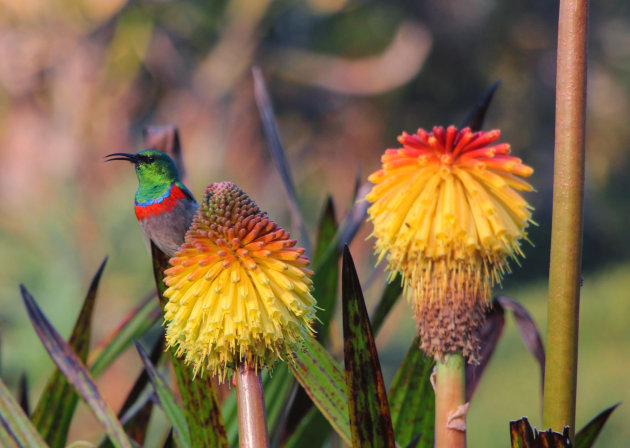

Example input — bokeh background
[1,0,629,446]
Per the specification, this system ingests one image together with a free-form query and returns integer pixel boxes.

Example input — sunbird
[105,149,198,256]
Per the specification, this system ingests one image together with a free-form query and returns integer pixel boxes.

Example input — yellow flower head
[366,125,534,360]
[163,181,316,379]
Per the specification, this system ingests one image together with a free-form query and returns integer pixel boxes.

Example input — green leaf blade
[575,403,620,448]
[20,285,132,448]
[388,336,435,448]
[0,378,48,448]
[370,276,403,337]
[312,196,340,343]
[31,257,107,447]
[134,341,190,448]
[282,407,331,448]
[288,335,351,445]
[341,246,395,447]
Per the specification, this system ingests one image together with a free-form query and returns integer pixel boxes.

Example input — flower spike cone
[163,181,317,380]
[367,125,534,446]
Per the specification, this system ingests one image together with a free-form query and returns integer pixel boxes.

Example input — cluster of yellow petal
[367,125,534,309]
[163,182,316,379]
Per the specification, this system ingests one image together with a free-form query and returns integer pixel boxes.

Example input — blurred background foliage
[0,0,628,446]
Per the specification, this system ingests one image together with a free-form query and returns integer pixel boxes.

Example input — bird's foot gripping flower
[163,182,316,380]
[367,125,534,362]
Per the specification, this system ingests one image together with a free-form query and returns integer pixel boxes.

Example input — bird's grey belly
[139,200,197,257]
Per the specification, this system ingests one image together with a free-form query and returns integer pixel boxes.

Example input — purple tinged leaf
[575,403,620,448]
[460,81,502,132]
[133,341,190,448]
[509,417,572,448]
[510,417,536,448]
[466,302,506,401]
[496,296,545,381]
[117,334,164,420]
[337,182,371,251]
[252,67,311,257]
[20,285,132,448]
[31,257,109,447]
[98,335,165,448]
[342,246,395,447]
[467,296,545,402]
[0,377,47,448]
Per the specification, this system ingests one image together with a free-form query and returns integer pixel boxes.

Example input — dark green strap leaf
[20,285,132,448]
[151,242,229,448]
[252,66,311,256]
[282,407,331,448]
[341,246,395,447]
[575,403,619,448]
[17,374,29,417]
[221,390,238,446]
[288,335,351,445]
[388,337,434,448]
[313,196,337,265]
[134,342,190,448]
[265,365,296,444]
[0,377,48,448]
[31,257,107,447]
[312,196,340,344]
[460,81,501,131]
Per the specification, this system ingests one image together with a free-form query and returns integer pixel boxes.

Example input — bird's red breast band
[135,184,186,221]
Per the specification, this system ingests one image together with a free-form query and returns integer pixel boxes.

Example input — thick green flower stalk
[543,0,588,440]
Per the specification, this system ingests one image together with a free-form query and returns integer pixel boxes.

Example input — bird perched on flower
[105,149,198,256]
[163,181,316,379]
[366,125,534,361]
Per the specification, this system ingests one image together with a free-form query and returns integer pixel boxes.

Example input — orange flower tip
[163,181,317,380]
[515,164,534,177]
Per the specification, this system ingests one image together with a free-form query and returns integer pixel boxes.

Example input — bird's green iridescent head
[105,149,182,202]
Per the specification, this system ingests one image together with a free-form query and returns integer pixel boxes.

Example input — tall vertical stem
[543,0,588,440]
[236,366,269,448]
[435,354,466,448]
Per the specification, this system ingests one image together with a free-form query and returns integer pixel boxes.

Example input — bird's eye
[146,156,155,163]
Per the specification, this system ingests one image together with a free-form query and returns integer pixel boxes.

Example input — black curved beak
[104,152,140,164]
